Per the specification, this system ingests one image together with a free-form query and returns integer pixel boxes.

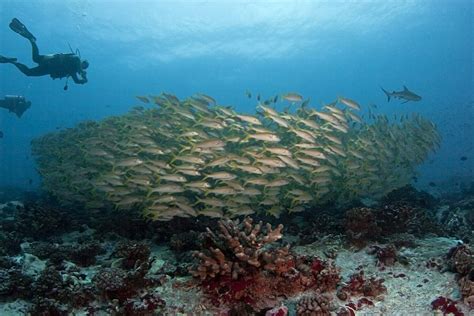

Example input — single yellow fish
[282,93,303,102]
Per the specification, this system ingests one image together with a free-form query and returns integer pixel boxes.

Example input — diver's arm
[71,71,88,84]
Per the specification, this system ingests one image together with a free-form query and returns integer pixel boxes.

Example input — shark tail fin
[381,87,391,102]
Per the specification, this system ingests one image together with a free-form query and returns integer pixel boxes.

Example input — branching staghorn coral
[190,217,341,308]
[192,217,289,280]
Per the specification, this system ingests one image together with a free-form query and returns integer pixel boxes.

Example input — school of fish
[31,93,441,221]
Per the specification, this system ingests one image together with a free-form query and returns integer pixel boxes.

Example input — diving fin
[0,55,17,63]
[9,18,36,42]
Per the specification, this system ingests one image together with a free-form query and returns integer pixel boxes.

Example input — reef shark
[381,86,422,104]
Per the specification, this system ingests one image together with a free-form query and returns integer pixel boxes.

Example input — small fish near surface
[381,86,422,104]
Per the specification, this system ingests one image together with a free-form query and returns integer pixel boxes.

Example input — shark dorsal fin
[403,85,409,91]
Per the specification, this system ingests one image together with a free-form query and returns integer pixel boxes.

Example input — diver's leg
[11,63,47,77]
[30,40,44,64]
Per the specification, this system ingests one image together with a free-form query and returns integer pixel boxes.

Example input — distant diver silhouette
[0,18,89,90]
[0,95,31,118]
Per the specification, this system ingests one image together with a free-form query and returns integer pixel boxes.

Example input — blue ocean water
[0,0,472,192]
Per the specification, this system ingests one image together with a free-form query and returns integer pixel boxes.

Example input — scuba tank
[63,43,80,90]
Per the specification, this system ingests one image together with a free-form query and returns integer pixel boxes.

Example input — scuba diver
[0,95,31,118]
[0,18,89,90]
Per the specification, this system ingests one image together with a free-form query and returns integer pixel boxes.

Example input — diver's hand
[80,70,88,84]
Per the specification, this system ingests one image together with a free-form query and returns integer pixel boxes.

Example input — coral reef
[0,266,33,300]
[385,232,418,249]
[94,267,132,301]
[377,202,440,237]
[93,257,157,304]
[28,241,104,267]
[191,217,341,309]
[13,202,72,239]
[344,207,380,247]
[344,202,441,246]
[296,293,332,315]
[458,270,474,308]
[447,243,474,308]
[430,296,464,316]
[381,185,438,209]
[447,243,473,275]
[0,231,22,256]
[170,230,201,253]
[367,244,398,267]
[69,241,105,267]
[287,208,346,245]
[337,271,386,300]
[27,264,95,314]
[438,195,474,242]
[192,217,289,280]
[113,241,151,270]
[2,182,474,314]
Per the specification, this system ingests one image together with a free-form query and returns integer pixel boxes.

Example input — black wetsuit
[2,18,87,85]
[11,40,87,84]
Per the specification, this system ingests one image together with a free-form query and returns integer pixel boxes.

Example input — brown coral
[377,202,440,237]
[296,293,332,316]
[192,217,289,281]
[459,270,474,308]
[445,244,474,309]
[344,202,442,247]
[113,241,151,270]
[191,217,341,309]
[344,207,381,247]
[367,244,398,267]
[447,243,473,275]
[337,271,386,300]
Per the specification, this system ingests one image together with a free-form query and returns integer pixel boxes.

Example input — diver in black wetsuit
[0,18,88,89]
